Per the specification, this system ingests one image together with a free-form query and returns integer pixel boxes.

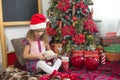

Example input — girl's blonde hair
[26,30,49,44]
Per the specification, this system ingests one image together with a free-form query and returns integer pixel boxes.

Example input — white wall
[1,0,120,61]
[5,26,29,51]
[93,0,120,37]
[41,0,50,16]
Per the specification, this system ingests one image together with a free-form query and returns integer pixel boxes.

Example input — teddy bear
[44,50,57,66]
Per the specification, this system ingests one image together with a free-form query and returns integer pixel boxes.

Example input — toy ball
[71,56,84,68]
[84,57,99,70]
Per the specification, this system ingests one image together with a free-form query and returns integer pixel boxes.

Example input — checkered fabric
[100,36,120,46]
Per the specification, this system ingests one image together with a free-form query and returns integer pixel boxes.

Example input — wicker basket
[105,52,120,61]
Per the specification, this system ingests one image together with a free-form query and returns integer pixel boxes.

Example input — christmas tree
[46,0,100,54]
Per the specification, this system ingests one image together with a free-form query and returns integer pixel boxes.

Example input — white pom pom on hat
[30,13,49,30]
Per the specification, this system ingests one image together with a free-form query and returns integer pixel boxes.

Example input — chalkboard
[2,0,39,22]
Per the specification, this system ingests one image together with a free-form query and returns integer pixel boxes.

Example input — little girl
[23,14,62,74]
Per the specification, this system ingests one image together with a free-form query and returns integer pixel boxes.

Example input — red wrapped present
[105,32,116,37]
[84,51,99,59]
[61,56,69,71]
[72,51,84,57]
[100,36,120,46]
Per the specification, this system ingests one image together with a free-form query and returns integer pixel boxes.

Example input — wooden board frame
[0,0,42,69]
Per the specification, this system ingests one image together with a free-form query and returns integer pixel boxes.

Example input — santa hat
[30,14,48,30]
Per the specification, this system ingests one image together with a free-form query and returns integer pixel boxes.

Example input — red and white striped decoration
[101,53,106,65]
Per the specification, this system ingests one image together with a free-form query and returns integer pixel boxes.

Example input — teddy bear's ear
[49,50,55,54]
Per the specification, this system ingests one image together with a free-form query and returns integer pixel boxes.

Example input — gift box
[72,51,84,57]
[84,51,99,59]
[104,44,120,53]
[100,36,120,46]
[105,52,120,61]
[61,56,69,71]
[105,32,116,37]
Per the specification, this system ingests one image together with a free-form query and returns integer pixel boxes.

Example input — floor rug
[0,61,120,80]
[67,61,120,80]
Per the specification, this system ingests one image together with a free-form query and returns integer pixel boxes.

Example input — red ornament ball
[71,56,84,68]
[84,57,99,70]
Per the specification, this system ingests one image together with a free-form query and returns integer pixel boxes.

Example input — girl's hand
[38,54,45,60]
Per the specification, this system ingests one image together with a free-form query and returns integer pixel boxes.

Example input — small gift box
[61,56,69,71]
[100,36,120,46]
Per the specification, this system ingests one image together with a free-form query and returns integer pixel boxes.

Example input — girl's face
[34,29,45,39]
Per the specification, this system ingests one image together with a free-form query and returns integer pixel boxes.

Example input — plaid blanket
[0,67,42,80]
